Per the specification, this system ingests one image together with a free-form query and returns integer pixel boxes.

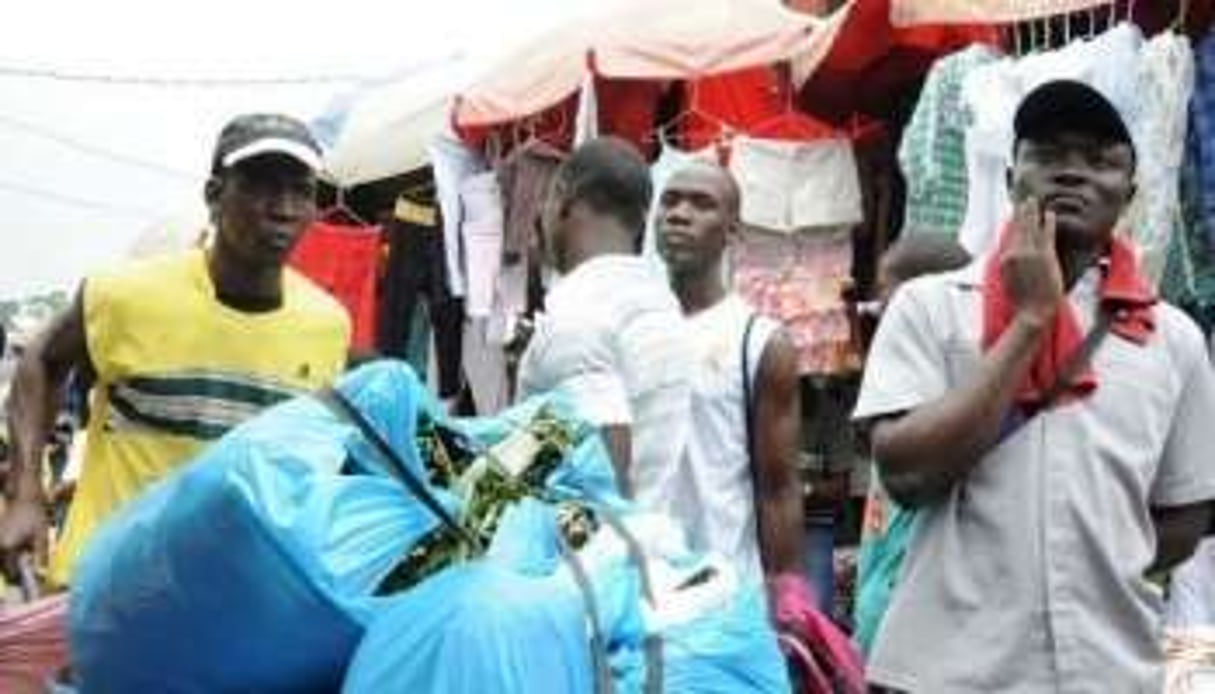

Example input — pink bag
[0,594,70,694]
[771,573,865,694]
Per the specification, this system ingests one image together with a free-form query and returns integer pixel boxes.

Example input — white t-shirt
[516,255,693,512]
[680,294,778,587]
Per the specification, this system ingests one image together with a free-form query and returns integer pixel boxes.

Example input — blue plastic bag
[344,500,628,694]
[344,497,790,694]
[661,584,792,693]
[69,362,445,693]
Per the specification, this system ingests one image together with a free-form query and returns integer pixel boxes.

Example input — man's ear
[204,175,223,209]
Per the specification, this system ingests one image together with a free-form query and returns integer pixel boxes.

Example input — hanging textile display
[289,220,381,351]
[731,136,863,233]
[1123,31,1195,284]
[459,173,506,321]
[734,226,858,375]
[496,140,566,339]
[379,196,465,398]
[898,44,1000,237]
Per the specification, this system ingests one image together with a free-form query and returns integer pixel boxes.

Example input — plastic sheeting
[453,0,818,128]
[69,363,444,693]
[345,500,791,694]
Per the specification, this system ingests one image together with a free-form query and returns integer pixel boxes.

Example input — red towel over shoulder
[981,225,1156,408]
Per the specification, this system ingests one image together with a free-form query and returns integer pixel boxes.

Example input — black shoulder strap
[315,387,477,548]
[740,312,769,572]
[999,307,1115,441]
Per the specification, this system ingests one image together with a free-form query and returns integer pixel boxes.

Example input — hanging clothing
[459,172,505,319]
[957,23,1145,256]
[462,317,511,415]
[378,197,464,398]
[728,137,863,233]
[1124,32,1195,284]
[680,294,779,588]
[496,140,565,337]
[595,77,668,160]
[289,220,380,351]
[898,44,1000,237]
[428,134,489,298]
[678,67,832,150]
[733,226,858,375]
[644,142,718,262]
[1191,29,1215,253]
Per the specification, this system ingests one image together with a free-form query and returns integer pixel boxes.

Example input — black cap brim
[1013,79,1134,152]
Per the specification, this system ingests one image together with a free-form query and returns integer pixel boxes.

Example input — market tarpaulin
[317,55,479,187]
[452,0,822,129]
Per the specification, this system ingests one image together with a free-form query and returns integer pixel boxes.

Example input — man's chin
[1053,217,1113,249]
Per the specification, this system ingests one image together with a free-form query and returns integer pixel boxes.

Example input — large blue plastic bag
[345,499,789,694]
[343,499,639,694]
[661,583,791,693]
[69,362,445,693]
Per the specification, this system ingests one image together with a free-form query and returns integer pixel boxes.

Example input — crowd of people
[0,76,1213,692]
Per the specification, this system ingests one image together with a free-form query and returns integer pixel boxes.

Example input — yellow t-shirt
[50,250,349,586]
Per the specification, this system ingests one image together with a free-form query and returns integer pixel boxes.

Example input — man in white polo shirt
[855,80,1215,692]
[517,137,692,507]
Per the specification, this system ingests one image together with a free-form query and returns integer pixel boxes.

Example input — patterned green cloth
[1160,121,1215,337]
[898,45,999,237]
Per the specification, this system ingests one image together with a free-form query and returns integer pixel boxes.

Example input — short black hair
[882,234,971,283]
[555,137,652,234]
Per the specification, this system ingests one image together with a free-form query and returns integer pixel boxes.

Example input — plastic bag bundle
[345,502,791,694]
[69,363,444,693]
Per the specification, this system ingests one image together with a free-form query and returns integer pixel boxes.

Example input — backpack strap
[998,306,1114,442]
[740,312,768,571]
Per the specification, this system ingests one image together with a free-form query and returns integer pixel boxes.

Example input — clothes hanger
[1171,0,1190,32]
[746,65,836,142]
[322,187,371,227]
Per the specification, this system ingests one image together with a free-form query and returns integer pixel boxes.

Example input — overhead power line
[0,64,372,88]
[0,112,199,182]
[0,178,164,219]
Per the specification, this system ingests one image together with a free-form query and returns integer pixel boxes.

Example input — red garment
[769,573,865,694]
[680,66,836,151]
[981,227,1156,407]
[289,221,381,351]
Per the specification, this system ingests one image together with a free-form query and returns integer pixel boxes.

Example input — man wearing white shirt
[516,137,693,506]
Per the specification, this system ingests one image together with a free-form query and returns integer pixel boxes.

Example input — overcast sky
[0,0,586,300]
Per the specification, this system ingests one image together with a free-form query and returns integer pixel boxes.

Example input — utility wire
[0,64,372,88]
[0,178,165,219]
[0,112,199,182]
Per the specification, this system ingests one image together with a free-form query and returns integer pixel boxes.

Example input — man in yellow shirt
[0,113,350,587]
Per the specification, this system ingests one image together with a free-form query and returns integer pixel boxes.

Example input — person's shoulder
[282,269,350,324]
[1152,301,1210,367]
[86,250,200,301]
[92,249,196,282]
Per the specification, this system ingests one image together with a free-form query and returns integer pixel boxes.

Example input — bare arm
[601,424,632,498]
[752,331,804,576]
[1,288,90,570]
[872,315,1046,508]
[1150,503,1211,574]
[872,201,1062,509]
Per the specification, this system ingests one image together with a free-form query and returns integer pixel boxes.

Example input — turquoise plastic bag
[69,362,446,693]
[343,500,643,694]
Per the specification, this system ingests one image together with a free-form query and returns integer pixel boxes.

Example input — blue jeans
[802,517,836,616]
